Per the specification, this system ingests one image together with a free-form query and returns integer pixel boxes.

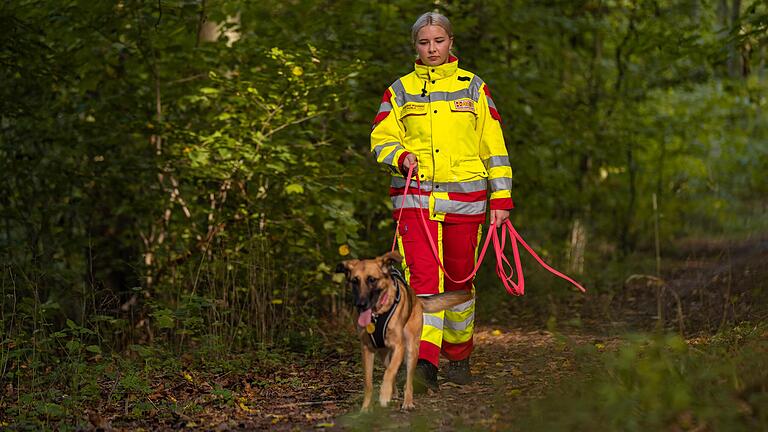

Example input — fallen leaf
[237,397,258,414]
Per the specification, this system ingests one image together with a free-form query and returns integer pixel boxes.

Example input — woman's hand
[402,153,418,177]
[490,209,510,227]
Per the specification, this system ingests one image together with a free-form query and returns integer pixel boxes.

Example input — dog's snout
[352,285,368,310]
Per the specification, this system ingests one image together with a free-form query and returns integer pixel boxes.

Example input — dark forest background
[1,0,767,429]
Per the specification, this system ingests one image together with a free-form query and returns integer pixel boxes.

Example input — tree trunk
[568,14,603,272]
[727,0,742,78]
[567,218,587,274]
[656,132,667,210]
[620,140,637,254]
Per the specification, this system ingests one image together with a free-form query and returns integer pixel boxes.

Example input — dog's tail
[418,290,473,313]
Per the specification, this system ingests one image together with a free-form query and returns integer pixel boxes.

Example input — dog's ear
[335,260,358,275]
[379,251,403,268]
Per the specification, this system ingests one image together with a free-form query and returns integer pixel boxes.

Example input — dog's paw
[360,404,373,413]
[401,400,415,411]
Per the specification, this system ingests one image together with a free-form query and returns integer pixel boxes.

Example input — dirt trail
[337,326,619,431]
[294,235,767,431]
[146,235,767,431]
[243,325,616,431]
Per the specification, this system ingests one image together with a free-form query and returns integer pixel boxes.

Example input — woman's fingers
[491,210,510,226]
[405,154,418,176]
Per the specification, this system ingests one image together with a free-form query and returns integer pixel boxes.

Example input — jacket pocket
[399,102,428,119]
[451,156,488,178]
[449,98,477,114]
[449,98,477,130]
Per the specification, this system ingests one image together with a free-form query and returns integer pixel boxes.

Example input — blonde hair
[411,12,453,46]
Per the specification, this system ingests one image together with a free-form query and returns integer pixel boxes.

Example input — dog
[336,251,473,411]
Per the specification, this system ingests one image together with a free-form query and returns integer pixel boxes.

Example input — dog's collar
[368,267,404,349]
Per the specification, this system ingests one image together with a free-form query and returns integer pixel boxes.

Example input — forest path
[115,234,765,431]
[333,326,619,431]
[288,234,767,431]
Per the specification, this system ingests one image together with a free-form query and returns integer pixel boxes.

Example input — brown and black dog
[336,251,472,411]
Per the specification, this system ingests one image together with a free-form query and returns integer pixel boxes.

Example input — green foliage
[1,0,767,426]
[518,325,768,431]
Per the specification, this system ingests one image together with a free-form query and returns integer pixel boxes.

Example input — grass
[514,323,768,431]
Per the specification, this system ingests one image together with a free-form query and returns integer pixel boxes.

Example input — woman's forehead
[417,25,450,40]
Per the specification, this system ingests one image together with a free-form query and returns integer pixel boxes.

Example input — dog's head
[336,251,403,328]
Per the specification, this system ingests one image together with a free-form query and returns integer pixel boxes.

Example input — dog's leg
[361,345,375,412]
[402,323,420,410]
[381,351,399,400]
[379,345,404,407]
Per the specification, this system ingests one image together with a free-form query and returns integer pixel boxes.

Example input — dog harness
[368,267,407,348]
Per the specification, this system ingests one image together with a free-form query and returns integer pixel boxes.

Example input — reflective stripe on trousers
[396,217,481,365]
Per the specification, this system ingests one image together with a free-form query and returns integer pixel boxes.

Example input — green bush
[518,324,768,431]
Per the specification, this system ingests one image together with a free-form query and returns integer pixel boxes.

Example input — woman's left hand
[490,209,510,227]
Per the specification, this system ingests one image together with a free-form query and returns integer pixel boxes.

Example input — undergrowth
[0,318,354,431]
[515,322,768,431]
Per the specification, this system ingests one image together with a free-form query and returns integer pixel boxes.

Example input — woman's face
[415,25,453,66]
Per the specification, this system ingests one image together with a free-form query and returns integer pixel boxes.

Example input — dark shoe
[413,359,438,394]
[444,357,472,385]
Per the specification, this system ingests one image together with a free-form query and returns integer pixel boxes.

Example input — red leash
[391,166,586,295]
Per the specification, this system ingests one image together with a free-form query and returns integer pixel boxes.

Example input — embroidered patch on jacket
[451,99,475,112]
[401,103,427,116]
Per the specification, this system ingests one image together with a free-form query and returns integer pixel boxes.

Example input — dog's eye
[367,276,376,285]
[351,277,359,285]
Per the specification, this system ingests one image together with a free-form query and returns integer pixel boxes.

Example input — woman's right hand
[403,153,418,177]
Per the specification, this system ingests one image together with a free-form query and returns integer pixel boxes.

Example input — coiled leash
[391,165,586,295]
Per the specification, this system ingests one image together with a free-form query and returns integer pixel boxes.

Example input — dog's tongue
[378,292,388,307]
[357,308,372,328]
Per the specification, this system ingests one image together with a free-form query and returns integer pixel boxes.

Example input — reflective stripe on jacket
[370,57,513,223]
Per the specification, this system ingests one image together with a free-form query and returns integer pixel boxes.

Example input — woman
[370,11,513,392]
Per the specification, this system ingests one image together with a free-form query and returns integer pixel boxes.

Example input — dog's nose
[355,298,370,310]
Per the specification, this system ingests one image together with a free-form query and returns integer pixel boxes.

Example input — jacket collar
[414,56,458,80]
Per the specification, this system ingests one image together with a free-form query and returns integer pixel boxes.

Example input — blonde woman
[370,11,513,392]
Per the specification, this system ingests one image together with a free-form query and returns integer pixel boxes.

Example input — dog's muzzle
[355,290,382,312]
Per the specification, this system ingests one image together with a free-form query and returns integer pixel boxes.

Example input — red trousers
[397,216,480,367]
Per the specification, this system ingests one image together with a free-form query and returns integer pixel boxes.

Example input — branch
[264,112,327,138]
[168,73,208,86]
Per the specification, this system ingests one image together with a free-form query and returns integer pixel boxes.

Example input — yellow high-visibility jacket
[371,57,513,223]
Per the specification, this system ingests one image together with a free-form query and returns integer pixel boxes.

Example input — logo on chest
[401,103,427,115]
[451,99,475,112]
